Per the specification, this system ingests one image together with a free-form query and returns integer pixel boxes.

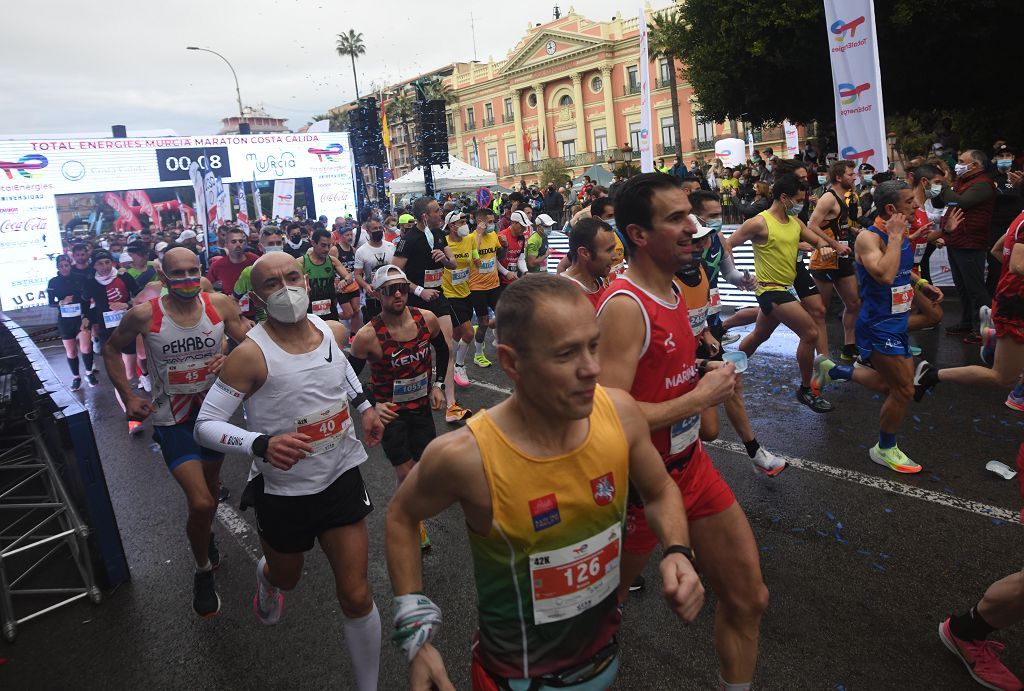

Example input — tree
[419,76,456,105]
[335,30,366,100]
[649,8,686,158]
[310,110,350,132]
[540,158,571,188]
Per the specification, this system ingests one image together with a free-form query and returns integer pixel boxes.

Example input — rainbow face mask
[167,276,201,300]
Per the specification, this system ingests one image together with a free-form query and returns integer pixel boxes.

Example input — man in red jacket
[942,149,996,342]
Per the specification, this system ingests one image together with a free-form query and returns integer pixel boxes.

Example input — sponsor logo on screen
[830,16,865,41]
[840,146,875,166]
[838,82,870,105]
[307,143,345,162]
[0,154,48,180]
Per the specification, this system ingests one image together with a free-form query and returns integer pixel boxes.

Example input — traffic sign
[476,187,492,208]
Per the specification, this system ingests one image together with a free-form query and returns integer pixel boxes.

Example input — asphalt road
[2,306,1022,690]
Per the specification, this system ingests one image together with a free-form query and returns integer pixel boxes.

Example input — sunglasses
[381,283,409,297]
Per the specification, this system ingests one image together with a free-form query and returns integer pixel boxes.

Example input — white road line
[466,381,1021,524]
[215,502,260,563]
[707,440,1022,524]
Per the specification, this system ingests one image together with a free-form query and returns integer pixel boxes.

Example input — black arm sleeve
[346,352,367,375]
[430,330,449,383]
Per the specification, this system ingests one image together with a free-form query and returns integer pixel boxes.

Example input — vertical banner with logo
[188,162,208,233]
[784,120,800,159]
[214,179,231,226]
[272,178,295,219]
[746,130,754,161]
[235,182,249,232]
[637,6,654,173]
[252,172,263,219]
[823,0,887,172]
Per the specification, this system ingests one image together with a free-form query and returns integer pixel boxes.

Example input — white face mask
[926,183,942,199]
[263,285,309,323]
[456,224,471,238]
[954,163,970,176]
[263,244,284,253]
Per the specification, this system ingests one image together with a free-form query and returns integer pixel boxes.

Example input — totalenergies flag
[823,0,887,172]
[381,108,391,149]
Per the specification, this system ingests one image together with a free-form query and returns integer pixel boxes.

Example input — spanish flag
[381,108,391,148]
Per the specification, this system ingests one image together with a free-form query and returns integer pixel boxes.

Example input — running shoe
[938,617,1022,691]
[811,355,836,397]
[419,521,431,551]
[218,486,230,502]
[963,333,983,345]
[980,305,994,334]
[1006,385,1024,412]
[719,332,740,346]
[473,352,492,368]
[946,323,973,336]
[913,361,938,402]
[629,576,646,592]
[445,404,471,423]
[796,387,834,413]
[854,356,876,371]
[838,344,859,365]
[128,420,144,436]
[910,345,922,357]
[86,371,99,387]
[868,444,922,474]
[69,377,82,392]
[138,374,151,393]
[751,447,787,477]
[208,533,220,570]
[253,580,283,626]
[454,364,471,387]
[193,570,221,618]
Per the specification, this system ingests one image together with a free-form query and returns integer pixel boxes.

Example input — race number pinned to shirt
[393,372,428,403]
[295,401,351,455]
[60,303,82,318]
[103,310,126,329]
[669,415,699,455]
[479,258,496,274]
[708,288,721,315]
[891,284,913,314]
[423,268,443,288]
[238,294,251,314]
[311,299,333,316]
[913,243,927,264]
[167,360,214,394]
[451,267,470,285]
[528,524,621,625]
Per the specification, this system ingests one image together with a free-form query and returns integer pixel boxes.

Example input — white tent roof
[389,156,497,194]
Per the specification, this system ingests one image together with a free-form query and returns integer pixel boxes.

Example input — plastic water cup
[722,350,748,373]
[985,460,1017,480]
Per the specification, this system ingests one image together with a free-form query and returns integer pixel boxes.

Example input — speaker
[350,98,386,167]
[415,99,449,166]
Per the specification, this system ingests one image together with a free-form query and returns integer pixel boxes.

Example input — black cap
[995,143,1015,156]
[90,249,113,266]
[126,242,148,255]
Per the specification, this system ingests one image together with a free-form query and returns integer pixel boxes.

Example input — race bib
[913,243,927,264]
[103,309,125,329]
[311,299,332,316]
[688,306,709,338]
[451,267,470,285]
[838,240,849,248]
[786,286,799,300]
[423,268,443,288]
[669,415,699,455]
[393,372,428,403]
[295,401,351,456]
[60,303,82,318]
[167,360,214,394]
[891,284,913,314]
[529,524,621,625]
[238,294,251,314]
[479,258,496,273]
[708,288,721,315]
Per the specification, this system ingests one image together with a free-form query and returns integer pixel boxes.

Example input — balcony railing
[500,149,626,178]
[465,121,476,131]
[482,117,495,128]
[502,113,514,123]
[655,77,673,89]
[659,144,678,156]
[447,125,455,135]
[623,83,641,96]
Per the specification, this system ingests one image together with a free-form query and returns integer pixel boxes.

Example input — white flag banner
[272,178,295,219]
[784,120,800,159]
[637,6,654,173]
[215,178,231,227]
[235,182,249,232]
[188,162,208,233]
[746,130,754,161]
[823,0,887,172]
[252,172,263,219]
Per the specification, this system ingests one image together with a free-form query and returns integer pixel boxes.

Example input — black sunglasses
[381,283,409,297]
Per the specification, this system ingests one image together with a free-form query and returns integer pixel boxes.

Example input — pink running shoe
[938,618,1022,690]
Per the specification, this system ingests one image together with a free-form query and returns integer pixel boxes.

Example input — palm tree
[386,90,416,140]
[335,30,366,100]
[310,110,350,132]
[650,9,686,159]
[419,76,456,105]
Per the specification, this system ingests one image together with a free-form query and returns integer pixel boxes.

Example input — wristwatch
[662,544,697,569]
[252,434,271,461]
[433,381,445,390]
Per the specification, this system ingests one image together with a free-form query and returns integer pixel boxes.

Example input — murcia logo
[590,473,616,506]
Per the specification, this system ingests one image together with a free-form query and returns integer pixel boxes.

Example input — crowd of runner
[44,144,1024,690]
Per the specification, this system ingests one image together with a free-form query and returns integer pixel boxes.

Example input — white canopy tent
[388,156,497,195]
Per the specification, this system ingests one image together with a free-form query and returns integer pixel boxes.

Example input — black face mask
[370,231,384,242]
[290,234,301,242]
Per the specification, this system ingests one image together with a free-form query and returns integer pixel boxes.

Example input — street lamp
[186,46,248,133]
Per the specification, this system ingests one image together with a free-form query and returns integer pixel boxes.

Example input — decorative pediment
[499,30,606,77]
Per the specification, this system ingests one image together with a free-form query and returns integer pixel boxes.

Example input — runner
[807,160,861,363]
[283,222,311,258]
[525,212,555,273]
[596,172,765,691]
[467,207,502,368]
[234,225,286,325]
[332,224,364,333]
[123,242,157,287]
[193,251,384,691]
[497,210,528,287]
[385,273,704,691]
[391,196,470,423]
[350,264,447,549]
[207,226,258,295]
[561,216,616,309]
[353,219,396,322]
[47,255,93,390]
[812,181,944,473]
[303,227,354,322]
[724,174,842,413]
[438,210,476,388]
[102,248,247,617]
[69,242,93,282]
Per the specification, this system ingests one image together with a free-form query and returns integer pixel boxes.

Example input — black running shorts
[381,406,437,467]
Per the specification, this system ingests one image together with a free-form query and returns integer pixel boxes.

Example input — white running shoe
[253,579,284,625]
[720,332,740,345]
[454,365,470,387]
[138,374,151,392]
[751,447,787,477]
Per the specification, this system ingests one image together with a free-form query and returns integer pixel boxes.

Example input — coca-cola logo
[319,191,349,203]
[0,217,48,232]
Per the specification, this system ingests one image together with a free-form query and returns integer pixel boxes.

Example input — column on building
[511,88,524,168]
[600,65,617,149]
[571,73,588,154]
[533,82,548,160]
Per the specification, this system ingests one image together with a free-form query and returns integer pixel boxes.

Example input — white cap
[510,209,532,227]
[176,229,197,242]
[443,209,464,228]
[371,264,409,290]
[118,252,132,265]
[534,213,556,228]
[155,241,169,253]
[690,214,713,240]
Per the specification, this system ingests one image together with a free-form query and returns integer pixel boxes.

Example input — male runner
[525,212,555,273]
[385,273,705,690]
[807,160,860,362]
[69,242,93,282]
[47,255,92,390]
[596,173,765,691]
[353,218,395,322]
[392,196,469,423]
[560,216,617,309]
[332,225,363,332]
[440,210,476,388]
[497,210,528,286]
[194,251,384,691]
[234,225,286,324]
[123,242,157,287]
[812,181,944,473]
[207,226,258,295]
[103,248,247,616]
[468,207,502,368]
[724,174,841,413]
[303,227,354,322]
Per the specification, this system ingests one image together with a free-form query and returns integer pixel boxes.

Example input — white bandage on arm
[194,379,263,456]
[720,253,747,287]
[392,593,442,663]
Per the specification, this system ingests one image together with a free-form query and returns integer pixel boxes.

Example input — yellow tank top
[442,233,475,299]
[469,231,501,291]
[753,209,800,295]
[466,385,628,678]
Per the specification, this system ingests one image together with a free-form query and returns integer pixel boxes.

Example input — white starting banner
[0,132,356,310]
[271,178,295,219]
[823,0,888,172]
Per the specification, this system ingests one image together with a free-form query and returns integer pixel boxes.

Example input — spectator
[669,156,686,178]
[988,144,1023,295]
[542,183,564,225]
[607,174,623,200]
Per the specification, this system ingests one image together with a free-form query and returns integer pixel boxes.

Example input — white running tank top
[143,293,225,427]
[244,315,367,496]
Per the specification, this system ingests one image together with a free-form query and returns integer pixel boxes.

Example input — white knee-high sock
[342,601,381,691]
[455,339,470,367]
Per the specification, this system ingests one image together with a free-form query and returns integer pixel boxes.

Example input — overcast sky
[2,0,650,137]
